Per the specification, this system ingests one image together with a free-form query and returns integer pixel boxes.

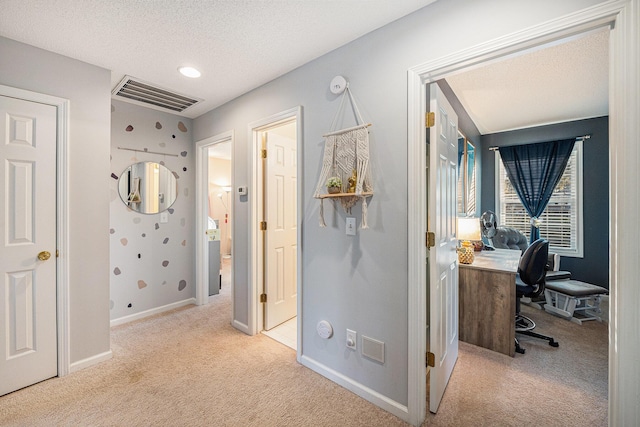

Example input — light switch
[346,217,356,235]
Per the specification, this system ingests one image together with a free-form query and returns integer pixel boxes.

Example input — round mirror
[118,161,177,214]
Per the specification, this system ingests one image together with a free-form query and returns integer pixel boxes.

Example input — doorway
[195,131,234,307]
[249,107,302,354]
[0,84,71,390]
[406,8,630,424]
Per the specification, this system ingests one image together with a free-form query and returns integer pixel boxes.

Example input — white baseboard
[300,355,409,423]
[110,298,196,327]
[69,350,113,374]
[232,319,251,335]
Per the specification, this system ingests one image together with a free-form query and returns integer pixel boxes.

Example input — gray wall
[481,116,609,288]
[0,36,111,363]
[193,0,605,407]
[110,100,195,321]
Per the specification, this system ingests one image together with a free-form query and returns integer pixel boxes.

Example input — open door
[428,83,459,412]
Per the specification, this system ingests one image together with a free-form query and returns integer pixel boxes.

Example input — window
[495,141,583,257]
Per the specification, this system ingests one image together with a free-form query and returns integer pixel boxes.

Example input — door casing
[248,107,303,360]
[407,2,633,425]
[0,84,70,377]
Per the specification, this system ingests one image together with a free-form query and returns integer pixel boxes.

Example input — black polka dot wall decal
[178,280,187,291]
[162,260,169,267]
[155,121,162,129]
[183,167,187,172]
[172,171,179,179]
[163,237,169,244]
[172,134,176,139]
[126,125,134,132]
[137,280,147,289]
[143,148,148,152]
[110,228,115,234]
[180,151,187,157]
[162,281,167,285]
[111,173,118,180]
[159,161,165,166]
[128,303,132,308]
[178,121,188,132]
[168,208,174,214]
[114,267,121,275]
[120,238,128,246]
[155,223,159,230]
[142,233,146,237]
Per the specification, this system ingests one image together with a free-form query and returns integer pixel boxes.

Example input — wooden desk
[458,249,521,357]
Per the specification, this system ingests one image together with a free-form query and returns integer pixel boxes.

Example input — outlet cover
[346,217,356,235]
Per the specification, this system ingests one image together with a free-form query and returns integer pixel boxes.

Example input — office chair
[515,238,560,354]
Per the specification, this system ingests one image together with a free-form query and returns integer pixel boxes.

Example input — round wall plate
[330,75,347,94]
[316,320,334,339]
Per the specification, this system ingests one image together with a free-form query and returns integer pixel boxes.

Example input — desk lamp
[457,217,481,264]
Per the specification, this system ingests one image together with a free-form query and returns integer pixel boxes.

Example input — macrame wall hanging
[313,76,373,229]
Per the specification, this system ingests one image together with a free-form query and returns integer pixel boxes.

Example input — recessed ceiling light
[178,66,201,78]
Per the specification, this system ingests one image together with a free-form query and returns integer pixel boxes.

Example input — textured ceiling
[445,28,609,134]
[0,0,436,119]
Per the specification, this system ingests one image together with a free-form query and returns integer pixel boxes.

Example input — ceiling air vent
[112,75,202,114]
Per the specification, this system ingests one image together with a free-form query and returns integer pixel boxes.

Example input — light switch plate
[346,217,356,235]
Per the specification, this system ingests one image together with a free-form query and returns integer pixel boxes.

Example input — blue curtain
[499,139,575,243]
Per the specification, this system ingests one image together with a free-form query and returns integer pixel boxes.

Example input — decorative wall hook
[330,75,347,94]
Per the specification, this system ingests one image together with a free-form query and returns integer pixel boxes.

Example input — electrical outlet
[346,329,357,350]
[346,217,356,235]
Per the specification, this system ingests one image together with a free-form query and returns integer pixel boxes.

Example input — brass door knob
[37,251,51,261]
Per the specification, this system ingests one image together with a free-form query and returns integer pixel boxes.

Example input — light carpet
[0,265,607,426]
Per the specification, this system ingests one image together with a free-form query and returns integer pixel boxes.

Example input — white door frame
[407,2,636,425]
[0,84,70,378]
[195,130,234,307]
[248,107,303,359]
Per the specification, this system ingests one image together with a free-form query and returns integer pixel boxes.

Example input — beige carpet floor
[0,262,607,426]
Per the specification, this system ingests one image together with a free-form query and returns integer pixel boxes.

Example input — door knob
[37,251,51,261]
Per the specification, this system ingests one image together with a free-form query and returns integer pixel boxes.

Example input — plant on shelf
[326,176,342,194]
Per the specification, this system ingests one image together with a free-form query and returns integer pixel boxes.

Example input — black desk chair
[515,238,560,354]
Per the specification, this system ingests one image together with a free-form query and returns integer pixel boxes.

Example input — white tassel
[319,199,326,227]
[361,197,369,229]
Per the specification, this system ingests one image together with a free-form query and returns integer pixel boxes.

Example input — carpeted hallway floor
[0,262,607,426]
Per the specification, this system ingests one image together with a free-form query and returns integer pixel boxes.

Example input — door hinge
[426,351,435,367]
[260,221,267,231]
[426,231,435,248]
[260,293,267,303]
[261,149,267,158]
[425,112,435,128]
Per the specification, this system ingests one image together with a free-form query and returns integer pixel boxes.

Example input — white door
[428,83,459,412]
[264,128,297,330]
[0,96,58,396]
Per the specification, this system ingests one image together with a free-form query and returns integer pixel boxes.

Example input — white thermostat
[237,186,247,196]
[316,320,333,339]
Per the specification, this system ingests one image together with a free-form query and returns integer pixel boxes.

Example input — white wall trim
[110,298,196,327]
[69,350,113,374]
[195,131,234,307]
[0,84,71,378]
[247,106,303,340]
[407,2,630,425]
[300,355,409,423]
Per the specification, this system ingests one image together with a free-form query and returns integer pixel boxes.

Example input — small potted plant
[326,176,342,194]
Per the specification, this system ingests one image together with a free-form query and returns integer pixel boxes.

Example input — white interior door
[428,83,459,412]
[0,95,58,396]
[264,129,297,330]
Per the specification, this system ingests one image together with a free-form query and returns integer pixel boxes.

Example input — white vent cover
[112,75,202,114]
